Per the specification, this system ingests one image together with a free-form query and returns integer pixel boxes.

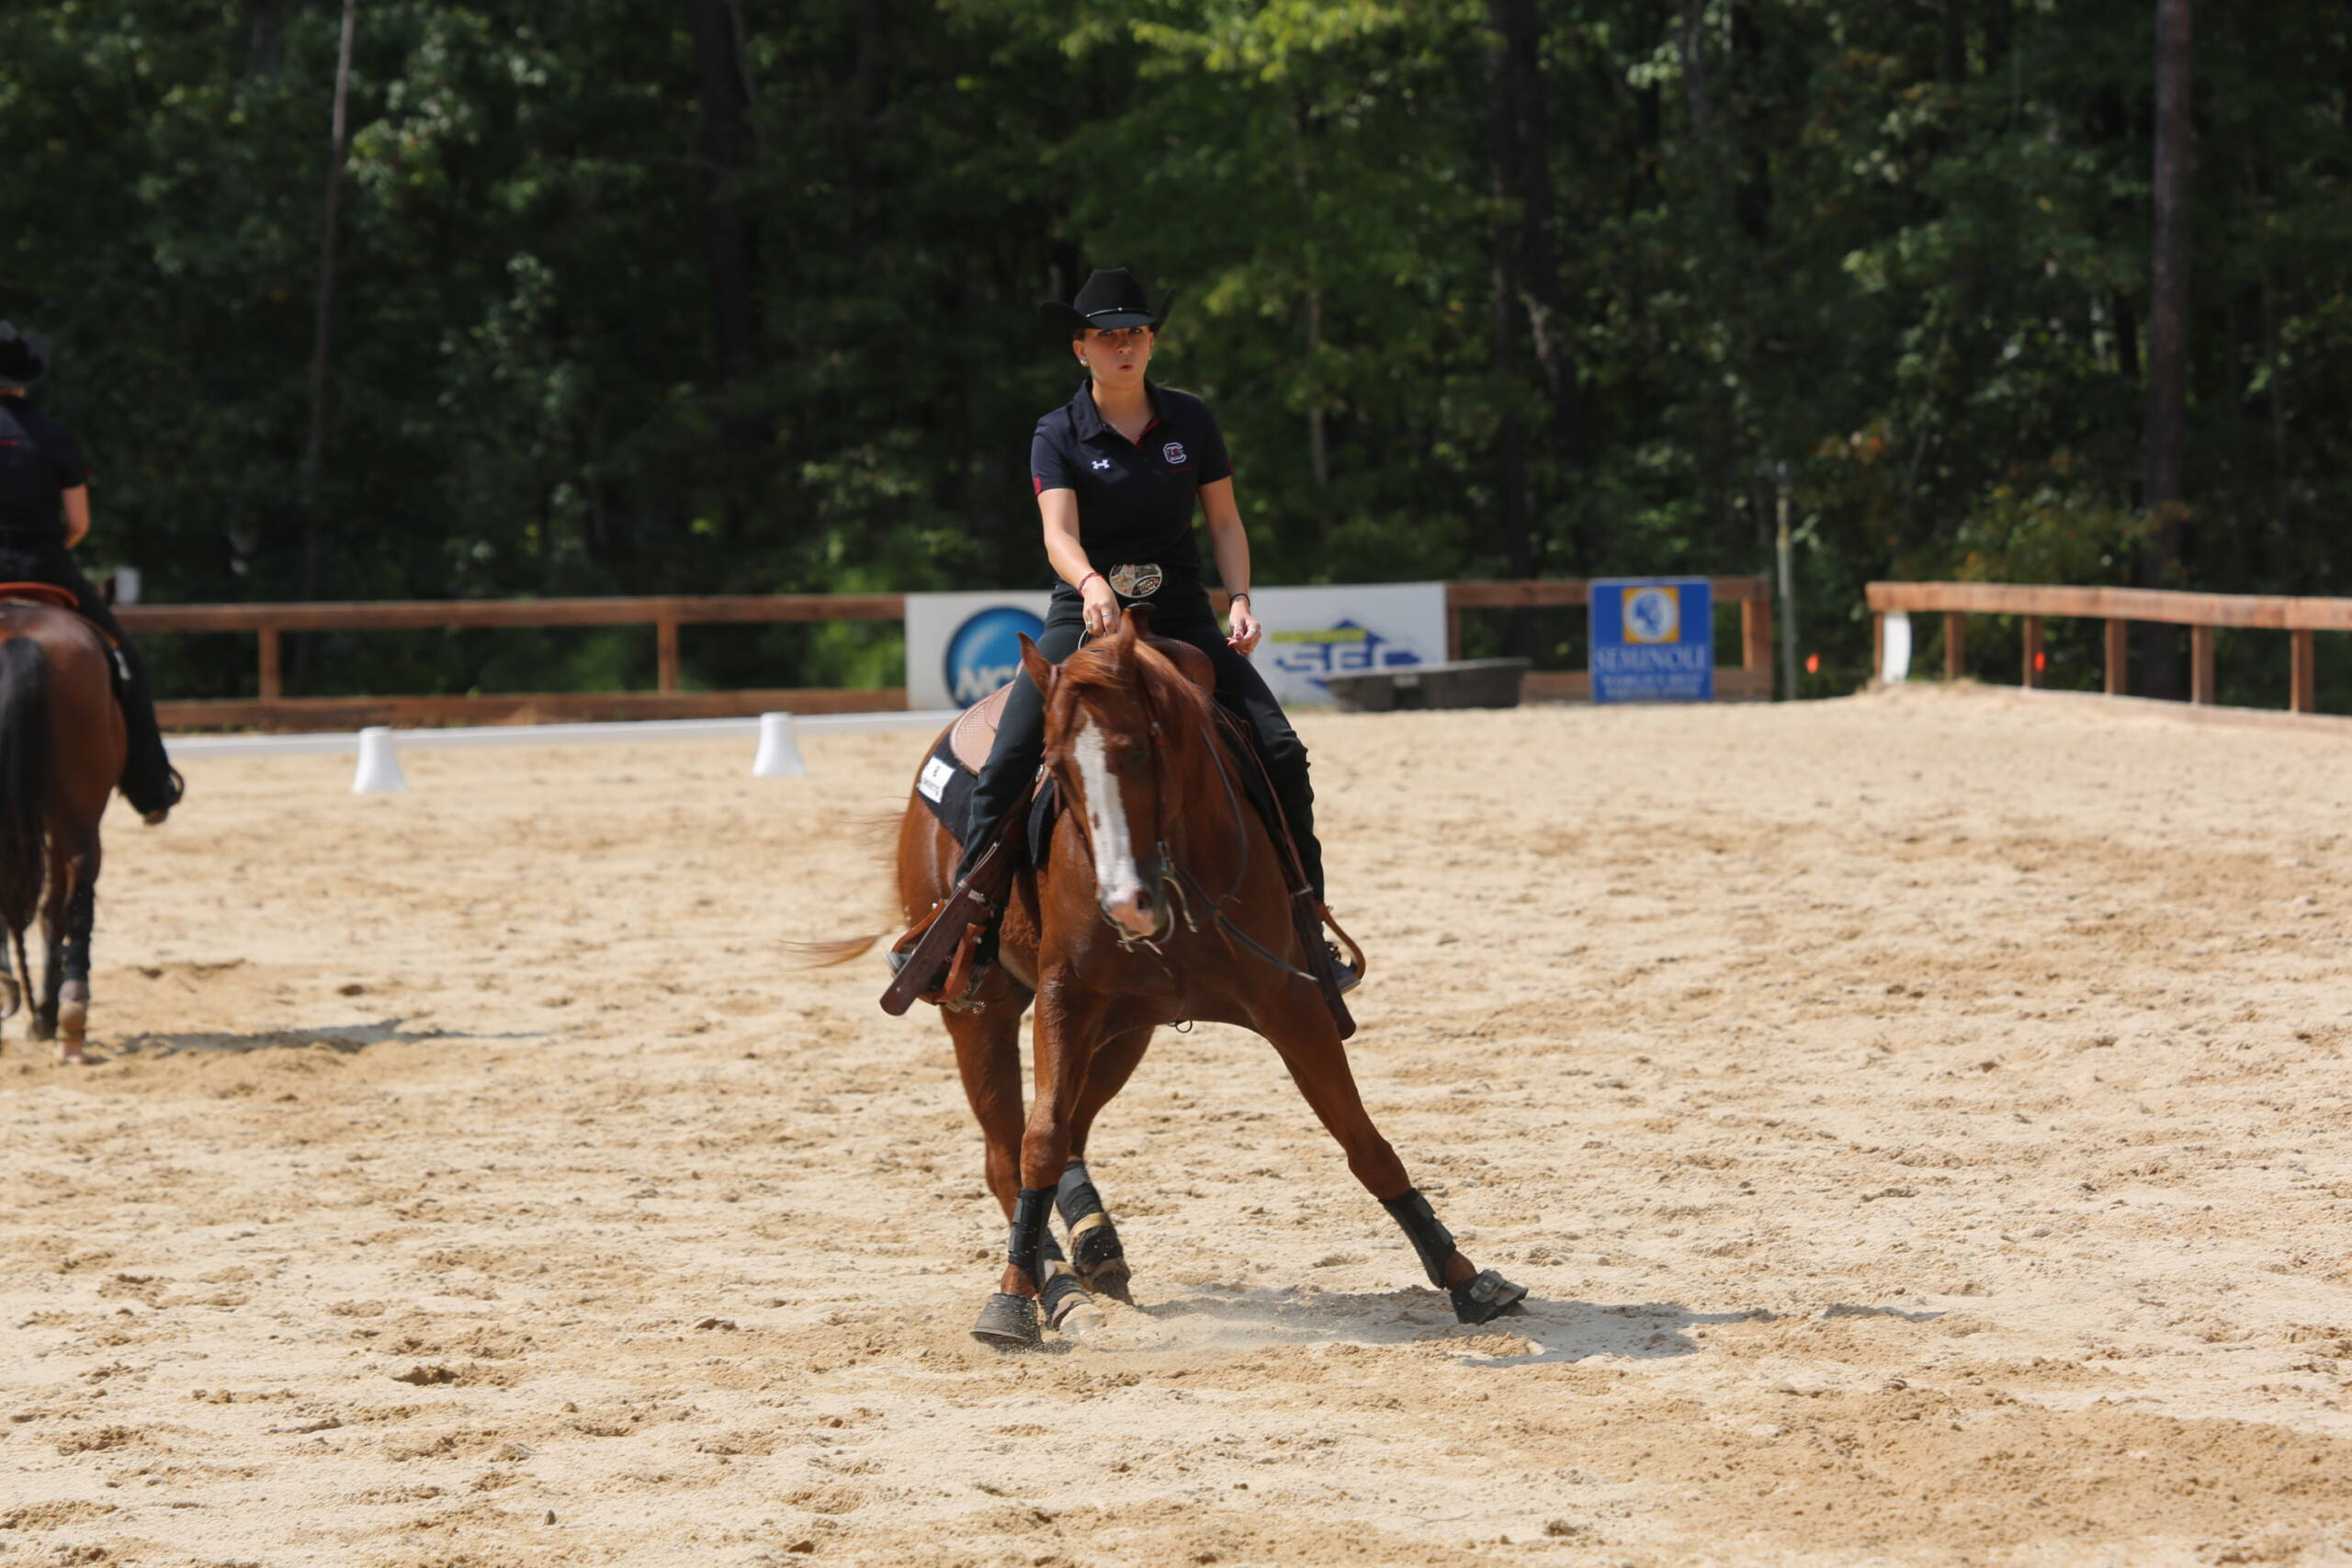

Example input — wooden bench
[1323,658,1531,712]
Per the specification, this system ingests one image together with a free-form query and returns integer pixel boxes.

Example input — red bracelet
[1078,571,1104,592]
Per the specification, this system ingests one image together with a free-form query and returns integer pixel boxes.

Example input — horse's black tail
[0,637,52,965]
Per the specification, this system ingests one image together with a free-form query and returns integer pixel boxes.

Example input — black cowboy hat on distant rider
[1036,267,1177,337]
[0,323,51,391]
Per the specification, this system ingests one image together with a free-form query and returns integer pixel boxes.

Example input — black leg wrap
[1056,1158,1125,1276]
[62,882,94,984]
[1381,1189,1455,1288]
[1055,1157,1105,1228]
[1038,1269,1090,1328]
[1008,1186,1053,1289]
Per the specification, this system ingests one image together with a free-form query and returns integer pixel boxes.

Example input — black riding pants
[957,586,1325,901]
[0,548,175,812]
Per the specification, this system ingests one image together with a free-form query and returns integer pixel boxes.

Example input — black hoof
[970,1292,1042,1348]
[1449,1269,1529,1325]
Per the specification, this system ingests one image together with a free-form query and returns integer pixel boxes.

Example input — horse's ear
[1122,604,1155,643]
[1017,633,1056,693]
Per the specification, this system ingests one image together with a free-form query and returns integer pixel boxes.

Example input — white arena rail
[167,709,958,793]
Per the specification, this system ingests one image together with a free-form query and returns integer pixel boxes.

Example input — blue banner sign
[1590,578,1713,703]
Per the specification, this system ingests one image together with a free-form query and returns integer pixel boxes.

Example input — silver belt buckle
[1106,563,1164,598]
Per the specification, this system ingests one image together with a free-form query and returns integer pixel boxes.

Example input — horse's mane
[1051,613,1229,744]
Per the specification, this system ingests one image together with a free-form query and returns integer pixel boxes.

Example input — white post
[351,726,408,794]
[1879,611,1914,686]
[751,711,806,778]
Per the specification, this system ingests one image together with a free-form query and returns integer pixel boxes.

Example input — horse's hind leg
[56,841,96,1065]
[1057,1024,1153,1303]
[1256,998,1527,1325]
[28,848,67,1049]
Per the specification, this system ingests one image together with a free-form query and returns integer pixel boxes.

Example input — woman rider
[918,267,1350,993]
[0,324,182,823]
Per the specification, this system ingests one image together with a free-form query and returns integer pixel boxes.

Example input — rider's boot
[887,907,1001,993]
[881,822,1022,1013]
[112,649,182,825]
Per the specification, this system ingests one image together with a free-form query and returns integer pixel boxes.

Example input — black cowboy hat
[1038,267,1176,336]
[0,322,51,390]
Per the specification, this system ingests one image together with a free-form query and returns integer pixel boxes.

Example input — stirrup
[888,940,992,1010]
[1327,942,1360,996]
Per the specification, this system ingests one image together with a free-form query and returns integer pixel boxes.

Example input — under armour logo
[1091,458,1113,471]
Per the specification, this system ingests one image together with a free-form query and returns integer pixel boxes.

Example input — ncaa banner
[905,591,1054,710]
[905,582,1447,710]
[1589,577,1713,703]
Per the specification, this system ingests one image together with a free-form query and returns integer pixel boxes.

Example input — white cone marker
[751,711,806,779]
[352,726,409,794]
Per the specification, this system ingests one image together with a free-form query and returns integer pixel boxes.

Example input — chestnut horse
[0,599,124,1065]
[880,607,1524,1347]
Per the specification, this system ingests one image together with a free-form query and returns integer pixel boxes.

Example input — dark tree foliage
[0,1,2346,704]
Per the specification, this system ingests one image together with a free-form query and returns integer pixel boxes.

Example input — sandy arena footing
[4,684,2350,1566]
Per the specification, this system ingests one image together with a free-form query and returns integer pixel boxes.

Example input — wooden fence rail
[1864,581,2346,711]
[130,578,1776,731]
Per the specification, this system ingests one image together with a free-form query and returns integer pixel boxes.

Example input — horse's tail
[0,637,51,987]
[786,933,885,968]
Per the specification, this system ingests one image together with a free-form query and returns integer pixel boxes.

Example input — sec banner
[1590,577,1713,703]
[1246,583,1446,707]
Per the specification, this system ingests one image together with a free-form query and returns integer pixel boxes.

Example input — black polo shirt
[1031,380,1231,594]
[0,397,85,548]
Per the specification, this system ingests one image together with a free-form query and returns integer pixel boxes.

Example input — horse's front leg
[1056,1023,1153,1303]
[1255,991,1527,1325]
[975,977,1109,1348]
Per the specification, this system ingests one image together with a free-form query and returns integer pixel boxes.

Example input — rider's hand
[1080,575,1120,637]
[1226,597,1262,656]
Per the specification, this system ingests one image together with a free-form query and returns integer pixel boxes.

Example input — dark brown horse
[873,607,1524,1346]
[0,598,124,1065]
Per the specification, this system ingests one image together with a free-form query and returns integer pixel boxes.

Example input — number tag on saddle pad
[1106,563,1163,599]
[918,755,957,804]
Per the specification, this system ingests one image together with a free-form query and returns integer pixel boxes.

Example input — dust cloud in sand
[5,685,2352,1566]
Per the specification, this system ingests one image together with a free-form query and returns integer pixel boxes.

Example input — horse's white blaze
[1072,715,1145,908]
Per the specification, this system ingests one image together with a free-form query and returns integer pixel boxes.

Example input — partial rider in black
[907,266,1347,994]
[0,324,182,824]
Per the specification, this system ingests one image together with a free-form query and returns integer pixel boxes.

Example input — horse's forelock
[1049,634,1216,741]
